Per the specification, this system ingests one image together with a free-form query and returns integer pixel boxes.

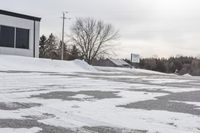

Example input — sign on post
[131,54,140,63]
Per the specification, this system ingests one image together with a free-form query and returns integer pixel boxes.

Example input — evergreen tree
[44,33,59,59]
[39,35,47,58]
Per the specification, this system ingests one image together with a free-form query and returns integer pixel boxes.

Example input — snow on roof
[109,59,130,66]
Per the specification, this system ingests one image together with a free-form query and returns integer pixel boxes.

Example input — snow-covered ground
[0,55,200,133]
[0,55,96,73]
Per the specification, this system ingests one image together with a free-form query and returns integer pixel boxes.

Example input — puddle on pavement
[0,119,148,133]
[22,113,55,120]
[81,126,148,133]
[118,91,200,116]
[0,119,75,133]
[0,102,41,110]
[31,91,121,101]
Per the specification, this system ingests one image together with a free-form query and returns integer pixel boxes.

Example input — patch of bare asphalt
[0,119,75,133]
[118,91,200,116]
[0,102,41,110]
[31,91,121,101]
[81,126,148,133]
[22,113,55,120]
[0,119,148,133]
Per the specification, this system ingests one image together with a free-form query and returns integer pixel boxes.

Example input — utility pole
[61,12,70,60]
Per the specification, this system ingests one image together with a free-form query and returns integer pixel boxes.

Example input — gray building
[0,9,41,57]
[93,58,131,68]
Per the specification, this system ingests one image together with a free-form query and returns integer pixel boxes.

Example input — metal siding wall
[0,14,40,57]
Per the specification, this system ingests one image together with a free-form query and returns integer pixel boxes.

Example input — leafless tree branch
[70,18,119,64]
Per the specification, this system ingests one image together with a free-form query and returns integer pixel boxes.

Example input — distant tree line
[39,18,118,64]
[132,56,200,76]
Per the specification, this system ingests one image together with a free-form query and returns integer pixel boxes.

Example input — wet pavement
[85,69,200,116]
[81,126,147,133]
[0,67,200,133]
[0,102,41,110]
[0,119,147,133]
[31,91,121,101]
[118,91,200,116]
[0,119,74,133]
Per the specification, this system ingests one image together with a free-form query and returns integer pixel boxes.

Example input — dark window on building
[0,25,15,47]
[16,28,29,49]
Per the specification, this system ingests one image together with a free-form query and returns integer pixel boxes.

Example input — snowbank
[183,73,192,77]
[0,55,96,73]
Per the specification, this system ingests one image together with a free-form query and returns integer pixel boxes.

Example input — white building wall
[34,21,40,58]
[0,14,40,57]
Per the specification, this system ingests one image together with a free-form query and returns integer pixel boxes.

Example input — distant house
[93,58,132,68]
[0,9,41,57]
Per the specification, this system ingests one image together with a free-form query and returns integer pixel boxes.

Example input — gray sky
[1,0,200,58]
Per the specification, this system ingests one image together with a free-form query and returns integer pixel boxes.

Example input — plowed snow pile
[0,55,96,72]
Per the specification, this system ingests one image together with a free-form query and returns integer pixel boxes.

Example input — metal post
[61,12,70,60]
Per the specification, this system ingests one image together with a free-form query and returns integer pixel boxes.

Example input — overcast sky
[1,0,200,58]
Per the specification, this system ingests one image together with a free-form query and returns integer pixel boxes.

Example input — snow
[144,78,192,84]
[70,94,94,99]
[0,55,200,133]
[95,66,170,75]
[0,55,96,73]
[183,73,192,77]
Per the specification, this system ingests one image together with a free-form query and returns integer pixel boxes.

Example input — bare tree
[70,18,119,64]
